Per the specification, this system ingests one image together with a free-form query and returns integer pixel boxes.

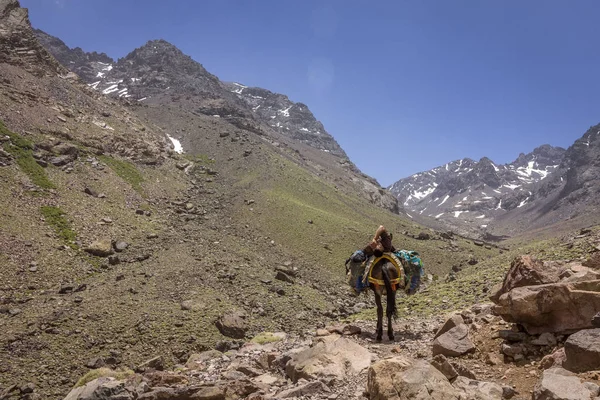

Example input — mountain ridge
[34,30,349,159]
[390,127,600,238]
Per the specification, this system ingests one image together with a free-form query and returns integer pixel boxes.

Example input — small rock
[430,354,458,380]
[417,232,431,240]
[498,330,528,342]
[146,233,158,239]
[501,343,525,358]
[86,357,105,369]
[275,271,294,284]
[342,325,361,336]
[502,385,517,399]
[59,284,74,294]
[8,308,21,316]
[277,381,330,398]
[451,362,477,380]
[19,383,35,394]
[136,356,164,371]
[485,352,502,366]
[85,183,102,196]
[84,239,114,257]
[113,241,128,252]
[50,155,75,167]
[176,161,190,170]
[531,332,557,346]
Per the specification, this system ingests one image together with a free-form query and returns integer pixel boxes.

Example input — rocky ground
[6,287,600,399]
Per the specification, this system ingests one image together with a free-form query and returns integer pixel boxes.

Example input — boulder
[215,311,248,339]
[367,355,460,400]
[63,377,132,400]
[493,280,600,334]
[563,328,600,373]
[285,335,372,383]
[532,368,598,400]
[452,376,503,400]
[434,313,465,339]
[490,255,559,303]
[432,324,476,357]
[84,239,114,257]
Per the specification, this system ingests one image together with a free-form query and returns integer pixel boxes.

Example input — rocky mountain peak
[512,144,566,168]
[223,82,347,157]
[34,28,349,159]
[0,0,67,77]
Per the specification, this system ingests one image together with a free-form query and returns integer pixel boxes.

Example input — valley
[1,1,600,399]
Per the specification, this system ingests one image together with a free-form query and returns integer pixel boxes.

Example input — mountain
[34,32,349,158]
[0,3,500,397]
[390,128,600,238]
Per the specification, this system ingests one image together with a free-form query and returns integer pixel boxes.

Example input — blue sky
[22,0,600,186]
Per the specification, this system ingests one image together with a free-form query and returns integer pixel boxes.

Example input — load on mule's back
[344,225,425,341]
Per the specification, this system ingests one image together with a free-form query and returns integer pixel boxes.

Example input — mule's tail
[381,262,398,320]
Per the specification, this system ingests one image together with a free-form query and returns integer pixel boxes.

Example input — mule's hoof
[388,335,395,341]
[376,336,382,343]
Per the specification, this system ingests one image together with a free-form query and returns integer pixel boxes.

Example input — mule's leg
[387,290,396,341]
[375,292,383,342]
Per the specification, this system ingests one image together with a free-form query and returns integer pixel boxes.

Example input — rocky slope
[32,30,397,213]
[391,137,600,239]
[32,224,600,399]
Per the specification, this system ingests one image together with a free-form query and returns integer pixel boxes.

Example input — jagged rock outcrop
[0,0,68,77]
[491,256,600,334]
[490,255,560,303]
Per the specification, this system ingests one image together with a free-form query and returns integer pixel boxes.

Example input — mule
[369,258,399,341]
